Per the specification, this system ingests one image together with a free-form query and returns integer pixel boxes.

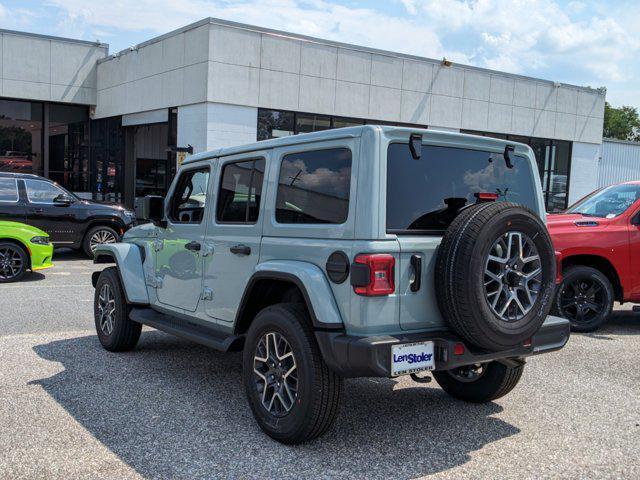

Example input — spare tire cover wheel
[435,202,556,351]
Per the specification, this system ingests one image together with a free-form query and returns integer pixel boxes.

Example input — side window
[216,158,265,224]
[169,168,210,224]
[24,179,66,204]
[0,178,18,202]
[275,148,352,224]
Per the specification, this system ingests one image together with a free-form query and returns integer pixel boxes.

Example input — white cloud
[400,0,639,85]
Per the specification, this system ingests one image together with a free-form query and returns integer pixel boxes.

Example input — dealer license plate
[391,341,435,376]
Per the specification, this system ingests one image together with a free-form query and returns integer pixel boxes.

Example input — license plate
[391,341,435,376]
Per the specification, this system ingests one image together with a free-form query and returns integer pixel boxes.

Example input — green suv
[91,126,570,444]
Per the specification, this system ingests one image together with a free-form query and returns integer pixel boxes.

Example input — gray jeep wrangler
[92,125,569,444]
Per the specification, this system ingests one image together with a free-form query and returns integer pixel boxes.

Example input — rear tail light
[351,254,395,296]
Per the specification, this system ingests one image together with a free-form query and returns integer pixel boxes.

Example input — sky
[1,0,638,107]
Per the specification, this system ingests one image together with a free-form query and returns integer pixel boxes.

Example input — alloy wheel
[0,246,24,281]
[558,278,606,324]
[90,230,117,252]
[484,231,542,322]
[97,284,116,335]
[253,332,298,417]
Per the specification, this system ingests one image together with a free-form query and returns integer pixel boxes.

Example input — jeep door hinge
[201,287,213,301]
[152,239,163,252]
[202,242,215,257]
[146,273,163,288]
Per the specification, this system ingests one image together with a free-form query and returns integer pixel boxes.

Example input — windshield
[566,184,640,218]
[386,143,538,232]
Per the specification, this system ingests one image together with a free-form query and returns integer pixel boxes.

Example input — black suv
[0,172,136,257]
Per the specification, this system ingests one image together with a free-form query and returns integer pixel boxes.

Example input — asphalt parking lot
[1,251,639,479]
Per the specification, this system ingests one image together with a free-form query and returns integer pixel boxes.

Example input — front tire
[433,361,524,403]
[242,303,343,444]
[94,267,141,351]
[0,242,27,283]
[554,266,613,332]
[83,225,119,257]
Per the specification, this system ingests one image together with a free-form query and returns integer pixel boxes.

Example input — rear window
[275,148,352,224]
[386,143,538,233]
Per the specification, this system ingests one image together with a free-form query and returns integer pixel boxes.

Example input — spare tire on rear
[435,202,555,351]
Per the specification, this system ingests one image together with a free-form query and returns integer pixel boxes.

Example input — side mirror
[143,195,166,227]
[53,194,74,206]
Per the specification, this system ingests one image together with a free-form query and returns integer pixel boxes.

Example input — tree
[603,102,640,142]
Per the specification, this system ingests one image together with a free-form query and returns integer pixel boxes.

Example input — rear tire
[83,225,119,257]
[242,303,343,444]
[94,267,141,351]
[553,266,613,332]
[433,361,524,403]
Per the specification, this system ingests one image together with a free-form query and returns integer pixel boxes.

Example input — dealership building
[0,17,606,212]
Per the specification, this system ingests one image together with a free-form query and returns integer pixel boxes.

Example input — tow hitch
[410,372,432,383]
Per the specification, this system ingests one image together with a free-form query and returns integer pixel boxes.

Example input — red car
[548,181,640,331]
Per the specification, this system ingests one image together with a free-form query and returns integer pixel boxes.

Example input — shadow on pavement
[32,331,519,479]
[585,309,640,338]
[52,248,89,262]
[21,271,45,282]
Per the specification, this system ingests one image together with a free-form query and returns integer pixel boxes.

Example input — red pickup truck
[548,181,640,331]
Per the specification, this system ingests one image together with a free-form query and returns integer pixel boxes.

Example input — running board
[129,307,243,352]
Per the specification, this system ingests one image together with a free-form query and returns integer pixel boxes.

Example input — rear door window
[386,143,538,233]
[216,159,265,224]
[0,178,18,202]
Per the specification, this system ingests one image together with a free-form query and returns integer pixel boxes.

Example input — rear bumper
[315,316,570,378]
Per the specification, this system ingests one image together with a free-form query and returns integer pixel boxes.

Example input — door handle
[410,254,422,292]
[230,244,251,256]
[185,241,201,252]
[31,208,44,214]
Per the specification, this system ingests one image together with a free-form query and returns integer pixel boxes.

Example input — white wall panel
[402,60,432,93]
[400,91,430,124]
[300,43,337,79]
[370,54,403,89]
[336,49,371,84]
[261,36,301,74]
[1,31,106,105]
[598,140,640,187]
[463,70,491,101]
[210,25,260,68]
[569,141,601,203]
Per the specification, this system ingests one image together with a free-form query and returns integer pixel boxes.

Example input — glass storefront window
[257,109,295,140]
[332,118,365,129]
[48,104,90,194]
[296,114,331,134]
[91,117,124,203]
[0,99,43,175]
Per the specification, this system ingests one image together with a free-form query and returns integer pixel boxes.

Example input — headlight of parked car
[122,210,136,220]
[30,236,50,245]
